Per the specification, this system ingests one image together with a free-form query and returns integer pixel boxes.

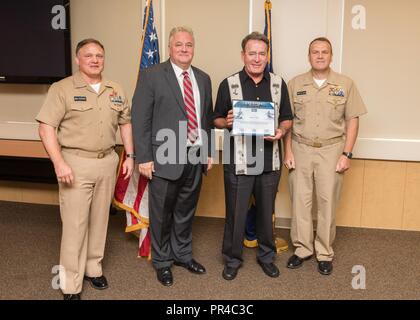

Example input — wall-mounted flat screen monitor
[0,0,71,84]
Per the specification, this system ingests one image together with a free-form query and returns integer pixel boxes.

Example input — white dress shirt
[171,61,202,146]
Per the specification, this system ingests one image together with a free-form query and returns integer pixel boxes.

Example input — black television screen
[0,0,71,84]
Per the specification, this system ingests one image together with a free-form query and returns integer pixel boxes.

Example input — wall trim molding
[354,138,420,162]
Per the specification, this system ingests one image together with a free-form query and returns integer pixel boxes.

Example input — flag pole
[161,0,166,59]
[248,0,253,33]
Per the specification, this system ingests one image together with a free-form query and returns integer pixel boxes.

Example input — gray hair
[168,26,194,46]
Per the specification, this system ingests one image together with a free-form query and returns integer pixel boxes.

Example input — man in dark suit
[131,26,213,287]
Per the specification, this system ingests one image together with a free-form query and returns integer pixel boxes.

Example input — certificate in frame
[232,100,275,136]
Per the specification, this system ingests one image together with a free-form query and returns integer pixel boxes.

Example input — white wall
[252,0,344,82]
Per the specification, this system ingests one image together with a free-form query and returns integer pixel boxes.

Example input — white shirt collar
[170,60,192,78]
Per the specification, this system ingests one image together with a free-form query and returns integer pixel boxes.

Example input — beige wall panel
[0,84,48,140]
[0,140,48,158]
[344,0,420,161]
[165,0,248,101]
[344,0,420,140]
[21,183,59,205]
[0,85,48,124]
[252,0,343,82]
[402,162,420,231]
[70,0,143,101]
[0,181,58,205]
[336,159,364,227]
[361,160,406,229]
[275,168,292,219]
[0,181,23,202]
[196,164,225,218]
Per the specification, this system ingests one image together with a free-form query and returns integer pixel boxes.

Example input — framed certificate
[232,100,275,136]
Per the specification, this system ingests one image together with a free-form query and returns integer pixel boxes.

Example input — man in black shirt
[213,32,293,280]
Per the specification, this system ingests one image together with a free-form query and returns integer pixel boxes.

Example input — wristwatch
[126,153,136,159]
[342,151,353,159]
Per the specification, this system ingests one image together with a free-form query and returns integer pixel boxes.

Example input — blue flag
[264,0,273,73]
[139,0,160,71]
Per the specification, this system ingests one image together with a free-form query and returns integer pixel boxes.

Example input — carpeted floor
[0,201,419,300]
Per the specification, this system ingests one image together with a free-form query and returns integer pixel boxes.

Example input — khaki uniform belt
[62,147,114,159]
[292,135,344,148]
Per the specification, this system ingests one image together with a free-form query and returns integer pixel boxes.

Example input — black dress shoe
[157,267,173,286]
[174,259,206,274]
[257,261,280,278]
[84,275,109,290]
[287,254,313,269]
[222,266,239,281]
[318,261,333,275]
[63,293,81,300]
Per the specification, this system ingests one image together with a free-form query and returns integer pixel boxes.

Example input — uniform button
[260,148,263,152]
[256,85,258,88]
[99,108,102,111]
[257,97,260,101]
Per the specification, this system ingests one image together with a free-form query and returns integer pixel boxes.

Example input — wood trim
[0,139,48,158]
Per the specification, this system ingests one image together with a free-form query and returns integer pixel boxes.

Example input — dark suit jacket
[132,59,213,181]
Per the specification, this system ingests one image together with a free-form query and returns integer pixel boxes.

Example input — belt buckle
[312,142,322,148]
[98,152,105,159]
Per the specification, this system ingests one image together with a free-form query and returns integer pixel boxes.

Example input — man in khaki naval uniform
[283,37,367,275]
[36,39,134,299]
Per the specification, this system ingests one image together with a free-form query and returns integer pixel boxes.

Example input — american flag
[139,0,160,71]
[113,0,160,258]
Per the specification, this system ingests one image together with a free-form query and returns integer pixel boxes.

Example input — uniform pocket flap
[110,103,124,112]
[70,103,93,112]
[293,97,311,104]
[327,96,346,106]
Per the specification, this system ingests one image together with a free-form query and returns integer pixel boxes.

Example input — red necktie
[182,71,198,142]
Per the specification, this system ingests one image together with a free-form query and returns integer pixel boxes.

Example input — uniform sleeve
[287,78,295,116]
[345,81,367,120]
[118,87,131,125]
[279,79,293,122]
[213,79,231,120]
[35,83,66,127]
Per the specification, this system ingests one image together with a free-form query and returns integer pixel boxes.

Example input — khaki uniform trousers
[58,150,119,294]
[289,140,344,261]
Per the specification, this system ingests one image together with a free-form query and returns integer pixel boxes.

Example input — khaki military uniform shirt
[36,71,131,152]
[288,69,367,141]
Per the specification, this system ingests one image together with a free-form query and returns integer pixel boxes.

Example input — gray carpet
[0,201,419,300]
